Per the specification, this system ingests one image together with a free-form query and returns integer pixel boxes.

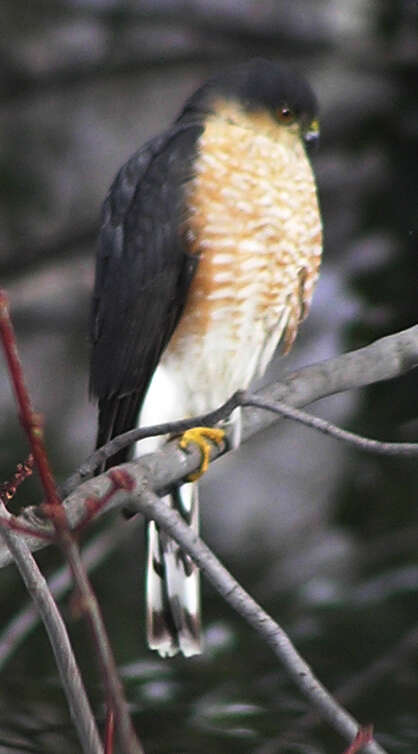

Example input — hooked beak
[304,119,320,152]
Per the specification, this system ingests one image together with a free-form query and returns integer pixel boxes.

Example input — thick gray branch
[1,325,416,567]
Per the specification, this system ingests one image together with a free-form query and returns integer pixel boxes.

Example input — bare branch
[0,502,103,754]
[2,471,391,752]
[243,395,418,456]
[2,325,415,751]
[62,324,418,497]
[121,485,388,754]
[1,325,417,566]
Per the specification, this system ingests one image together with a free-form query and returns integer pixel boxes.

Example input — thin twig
[0,502,103,754]
[242,395,418,456]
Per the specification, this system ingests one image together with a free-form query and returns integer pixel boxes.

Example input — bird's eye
[275,106,295,125]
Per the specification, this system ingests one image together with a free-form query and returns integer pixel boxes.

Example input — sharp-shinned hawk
[90,59,322,658]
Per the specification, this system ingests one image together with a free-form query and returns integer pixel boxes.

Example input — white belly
[141,306,287,429]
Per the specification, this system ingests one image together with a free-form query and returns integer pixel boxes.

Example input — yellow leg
[179,427,225,481]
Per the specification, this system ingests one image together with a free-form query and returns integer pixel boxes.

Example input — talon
[179,426,225,481]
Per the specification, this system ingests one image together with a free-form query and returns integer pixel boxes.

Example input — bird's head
[178,59,320,152]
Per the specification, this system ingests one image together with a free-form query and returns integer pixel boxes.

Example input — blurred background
[0,1,417,752]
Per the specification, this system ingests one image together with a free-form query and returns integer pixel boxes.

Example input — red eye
[276,106,295,124]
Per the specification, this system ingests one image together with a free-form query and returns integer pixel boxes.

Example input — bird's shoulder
[102,122,203,248]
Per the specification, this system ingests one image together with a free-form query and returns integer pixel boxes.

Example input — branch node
[108,469,135,492]
[342,724,374,754]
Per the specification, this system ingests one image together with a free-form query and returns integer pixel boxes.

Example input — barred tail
[146,481,201,658]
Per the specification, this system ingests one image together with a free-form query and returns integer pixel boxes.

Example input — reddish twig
[0,289,143,754]
[0,469,133,545]
[0,516,54,541]
[104,705,115,754]
[64,520,142,754]
[0,290,66,532]
[0,469,133,546]
[73,469,135,534]
[342,725,374,754]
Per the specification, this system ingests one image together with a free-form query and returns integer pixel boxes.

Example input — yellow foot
[179,427,225,481]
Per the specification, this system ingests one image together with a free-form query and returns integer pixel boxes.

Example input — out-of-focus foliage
[0,1,417,753]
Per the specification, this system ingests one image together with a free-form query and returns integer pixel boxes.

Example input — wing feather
[90,123,203,464]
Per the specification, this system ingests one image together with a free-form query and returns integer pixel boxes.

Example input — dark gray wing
[90,123,203,465]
